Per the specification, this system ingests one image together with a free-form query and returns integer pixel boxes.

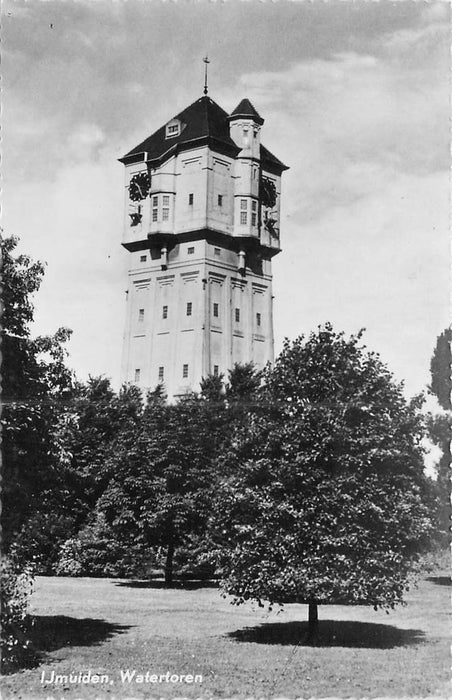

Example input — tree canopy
[427,328,451,543]
[211,326,434,630]
[1,236,76,561]
[429,328,451,411]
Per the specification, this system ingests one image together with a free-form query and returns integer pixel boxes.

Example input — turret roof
[229,98,264,125]
[120,95,288,172]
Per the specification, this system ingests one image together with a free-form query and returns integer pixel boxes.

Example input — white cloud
[4,2,449,395]
[3,145,126,384]
[224,10,449,396]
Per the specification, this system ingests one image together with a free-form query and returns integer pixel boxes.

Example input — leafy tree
[427,328,451,543]
[1,235,75,567]
[54,377,143,512]
[429,328,451,411]
[225,362,261,402]
[211,325,434,636]
[200,373,225,402]
[55,513,150,578]
[99,390,222,584]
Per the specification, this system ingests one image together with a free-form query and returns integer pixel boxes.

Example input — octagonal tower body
[119,95,288,400]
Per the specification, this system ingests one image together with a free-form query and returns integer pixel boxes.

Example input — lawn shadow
[29,615,132,652]
[426,576,451,587]
[3,615,132,674]
[115,579,218,590]
[228,620,425,649]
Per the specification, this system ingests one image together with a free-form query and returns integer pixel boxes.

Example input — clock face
[259,176,277,210]
[129,172,151,202]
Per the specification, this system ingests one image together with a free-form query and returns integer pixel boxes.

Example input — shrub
[56,514,150,578]
[170,537,217,580]
[12,513,78,575]
[0,555,34,671]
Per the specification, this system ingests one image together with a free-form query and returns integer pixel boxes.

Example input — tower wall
[119,96,286,400]
[120,240,274,399]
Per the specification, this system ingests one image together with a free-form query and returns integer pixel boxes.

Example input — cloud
[217,7,449,395]
[4,2,449,395]
[219,4,448,236]
[3,143,126,383]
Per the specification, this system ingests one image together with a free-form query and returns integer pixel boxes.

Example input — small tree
[427,328,451,543]
[429,328,451,411]
[1,235,75,566]
[211,326,434,637]
[99,390,223,585]
[1,234,73,667]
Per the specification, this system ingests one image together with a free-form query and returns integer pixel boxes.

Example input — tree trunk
[164,541,175,586]
[307,601,318,640]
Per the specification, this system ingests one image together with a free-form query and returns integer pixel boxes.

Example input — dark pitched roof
[120,96,240,165]
[120,95,288,173]
[261,144,289,173]
[229,98,264,125]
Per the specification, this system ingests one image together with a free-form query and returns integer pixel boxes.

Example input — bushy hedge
[0,555,34,671]
[56,515,151,578]
[168,536,217,580]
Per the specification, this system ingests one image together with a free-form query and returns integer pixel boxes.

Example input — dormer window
[165,119,181,139]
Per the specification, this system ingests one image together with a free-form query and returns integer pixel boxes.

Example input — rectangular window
[158,366,164,381]
[140,255,147,262]
[240,199,247,210]
[214,247,221,256]
[152,196,158,207]
[134,369,141,383]
[256,312,261,327]
[240,211,247,225]
[188,246,195,255]
[162,305,168,319]
[162,195,170,206]
[235,308,240,323]
[252,201,257,211]
[166,123,179,138]
[213,365,219,377]
[186,302,192,316]
[213,303,219,318]
[188,193,194,205]
[162,208,169,221]
[251,212,257,226]
[152,208,158,222]
[218,194,223,207]
[183,364,189,378]
[138,308,144,322]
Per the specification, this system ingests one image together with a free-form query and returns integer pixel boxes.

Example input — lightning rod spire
[203,55,210,95]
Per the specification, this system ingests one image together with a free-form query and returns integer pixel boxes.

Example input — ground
[1,566,450,699]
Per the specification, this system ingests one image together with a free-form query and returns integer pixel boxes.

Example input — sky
[3,0,450,399]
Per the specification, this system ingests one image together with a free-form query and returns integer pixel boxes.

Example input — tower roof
[229,98,264,125]
[120,95,288,173]
[261,144,289,173]
[120,96,240,165]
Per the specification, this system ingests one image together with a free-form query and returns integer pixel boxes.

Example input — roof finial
[203,55,210,95]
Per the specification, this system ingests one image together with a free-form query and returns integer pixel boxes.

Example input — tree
[99,389,223,585]
[211,325,434,637]
[429,328,451,411]
[225,362,261,403]
[1,234,74,667]
[427,328,451,543]
[1,235,75,567]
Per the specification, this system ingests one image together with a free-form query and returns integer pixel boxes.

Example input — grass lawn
[1,566,450,698]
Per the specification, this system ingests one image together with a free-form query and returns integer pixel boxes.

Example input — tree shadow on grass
[115,579,218,590]
[228,620,425,649]
[2,615,132,675]
[426,576,451,586]
[29,615,132,652]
